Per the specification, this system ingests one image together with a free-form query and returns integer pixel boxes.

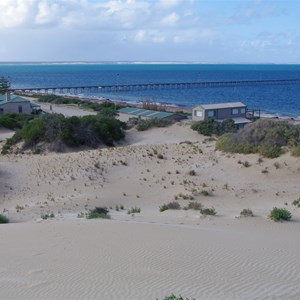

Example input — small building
[0,93,39,115]
[192,102,253,129]
[118,107,186,122]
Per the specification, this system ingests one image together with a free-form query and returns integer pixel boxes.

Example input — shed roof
[0,94,30,105]
[119,107,174,119]
[195,102,246,110]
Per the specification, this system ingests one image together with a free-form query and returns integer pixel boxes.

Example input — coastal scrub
[216,119,300,158]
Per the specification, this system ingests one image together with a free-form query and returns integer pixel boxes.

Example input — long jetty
[10,78,300,94]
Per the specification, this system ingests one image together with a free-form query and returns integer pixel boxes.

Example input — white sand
[1,220,300,300]
[1,114,300,299]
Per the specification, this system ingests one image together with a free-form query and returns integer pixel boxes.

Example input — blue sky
[0,0,299,63]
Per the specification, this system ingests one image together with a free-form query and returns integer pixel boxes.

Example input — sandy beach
[1,105,300,299]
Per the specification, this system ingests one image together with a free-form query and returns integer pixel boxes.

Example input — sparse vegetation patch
[292,198,300,208]
[127,117,173,131]
[200,207,217,216]
[184,201,203,210]
[162,295,196,300]
[240,208,254,217]
[127,207,141,214]
[159,201,181,212]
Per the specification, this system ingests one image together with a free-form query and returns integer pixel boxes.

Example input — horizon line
[1,61,300,65]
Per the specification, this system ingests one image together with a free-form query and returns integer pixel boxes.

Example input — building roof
[0,94,30,105]
[119,107,174,119]
[195,102,246,110]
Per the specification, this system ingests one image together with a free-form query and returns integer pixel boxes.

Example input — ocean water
[1,63,300,118]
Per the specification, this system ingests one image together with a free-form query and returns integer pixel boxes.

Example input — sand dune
[1,221,300,300]
[1,120,300,299]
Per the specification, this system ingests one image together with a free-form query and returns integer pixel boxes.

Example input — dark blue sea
[1,63,300,118]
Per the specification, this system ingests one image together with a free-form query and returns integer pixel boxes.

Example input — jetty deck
[9,78,300,94]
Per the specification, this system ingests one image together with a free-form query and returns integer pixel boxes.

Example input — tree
[0,76,11,95]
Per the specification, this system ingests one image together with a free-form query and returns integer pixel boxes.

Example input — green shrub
[127,207,141,214]
[200,207,216,216]
[21,117,47,147]
[159,204,169,212]
[292,198,300,208]
[201,190,209,196]
[87,207,111,219]
[269,207,292,222]
[240,208,254,217]
[0,214,9,224]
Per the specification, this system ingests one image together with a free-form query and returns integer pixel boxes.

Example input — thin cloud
[230,0,280,24]
[161,12,180,26]
[156,0,182,9]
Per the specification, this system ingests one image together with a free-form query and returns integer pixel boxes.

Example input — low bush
[159,204,169,212]
[191,118,235,136]
[160,201,182,212]
[0,113,35,130]
[185,201,202,210]
[0,214,9,224]
[291,146,300,157]
[2,113,126,153]
[240,208,254,217]
[200,207,216,216]
[41,213,55,220]
[134,118,173,131]
[188,170,196,176]
[174,193,194,200]
[1,131,22,154]
[127,207,141,214]
[216,119,300,158]
[87,207,111,219]
[258,145,282,158]
[163,295,195,300]
[201,190,209,196]
[242,161,250,167]
[269,207,292,222]
[292,198,300,208]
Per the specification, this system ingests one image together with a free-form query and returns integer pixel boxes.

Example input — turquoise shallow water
[1,63,300,117]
